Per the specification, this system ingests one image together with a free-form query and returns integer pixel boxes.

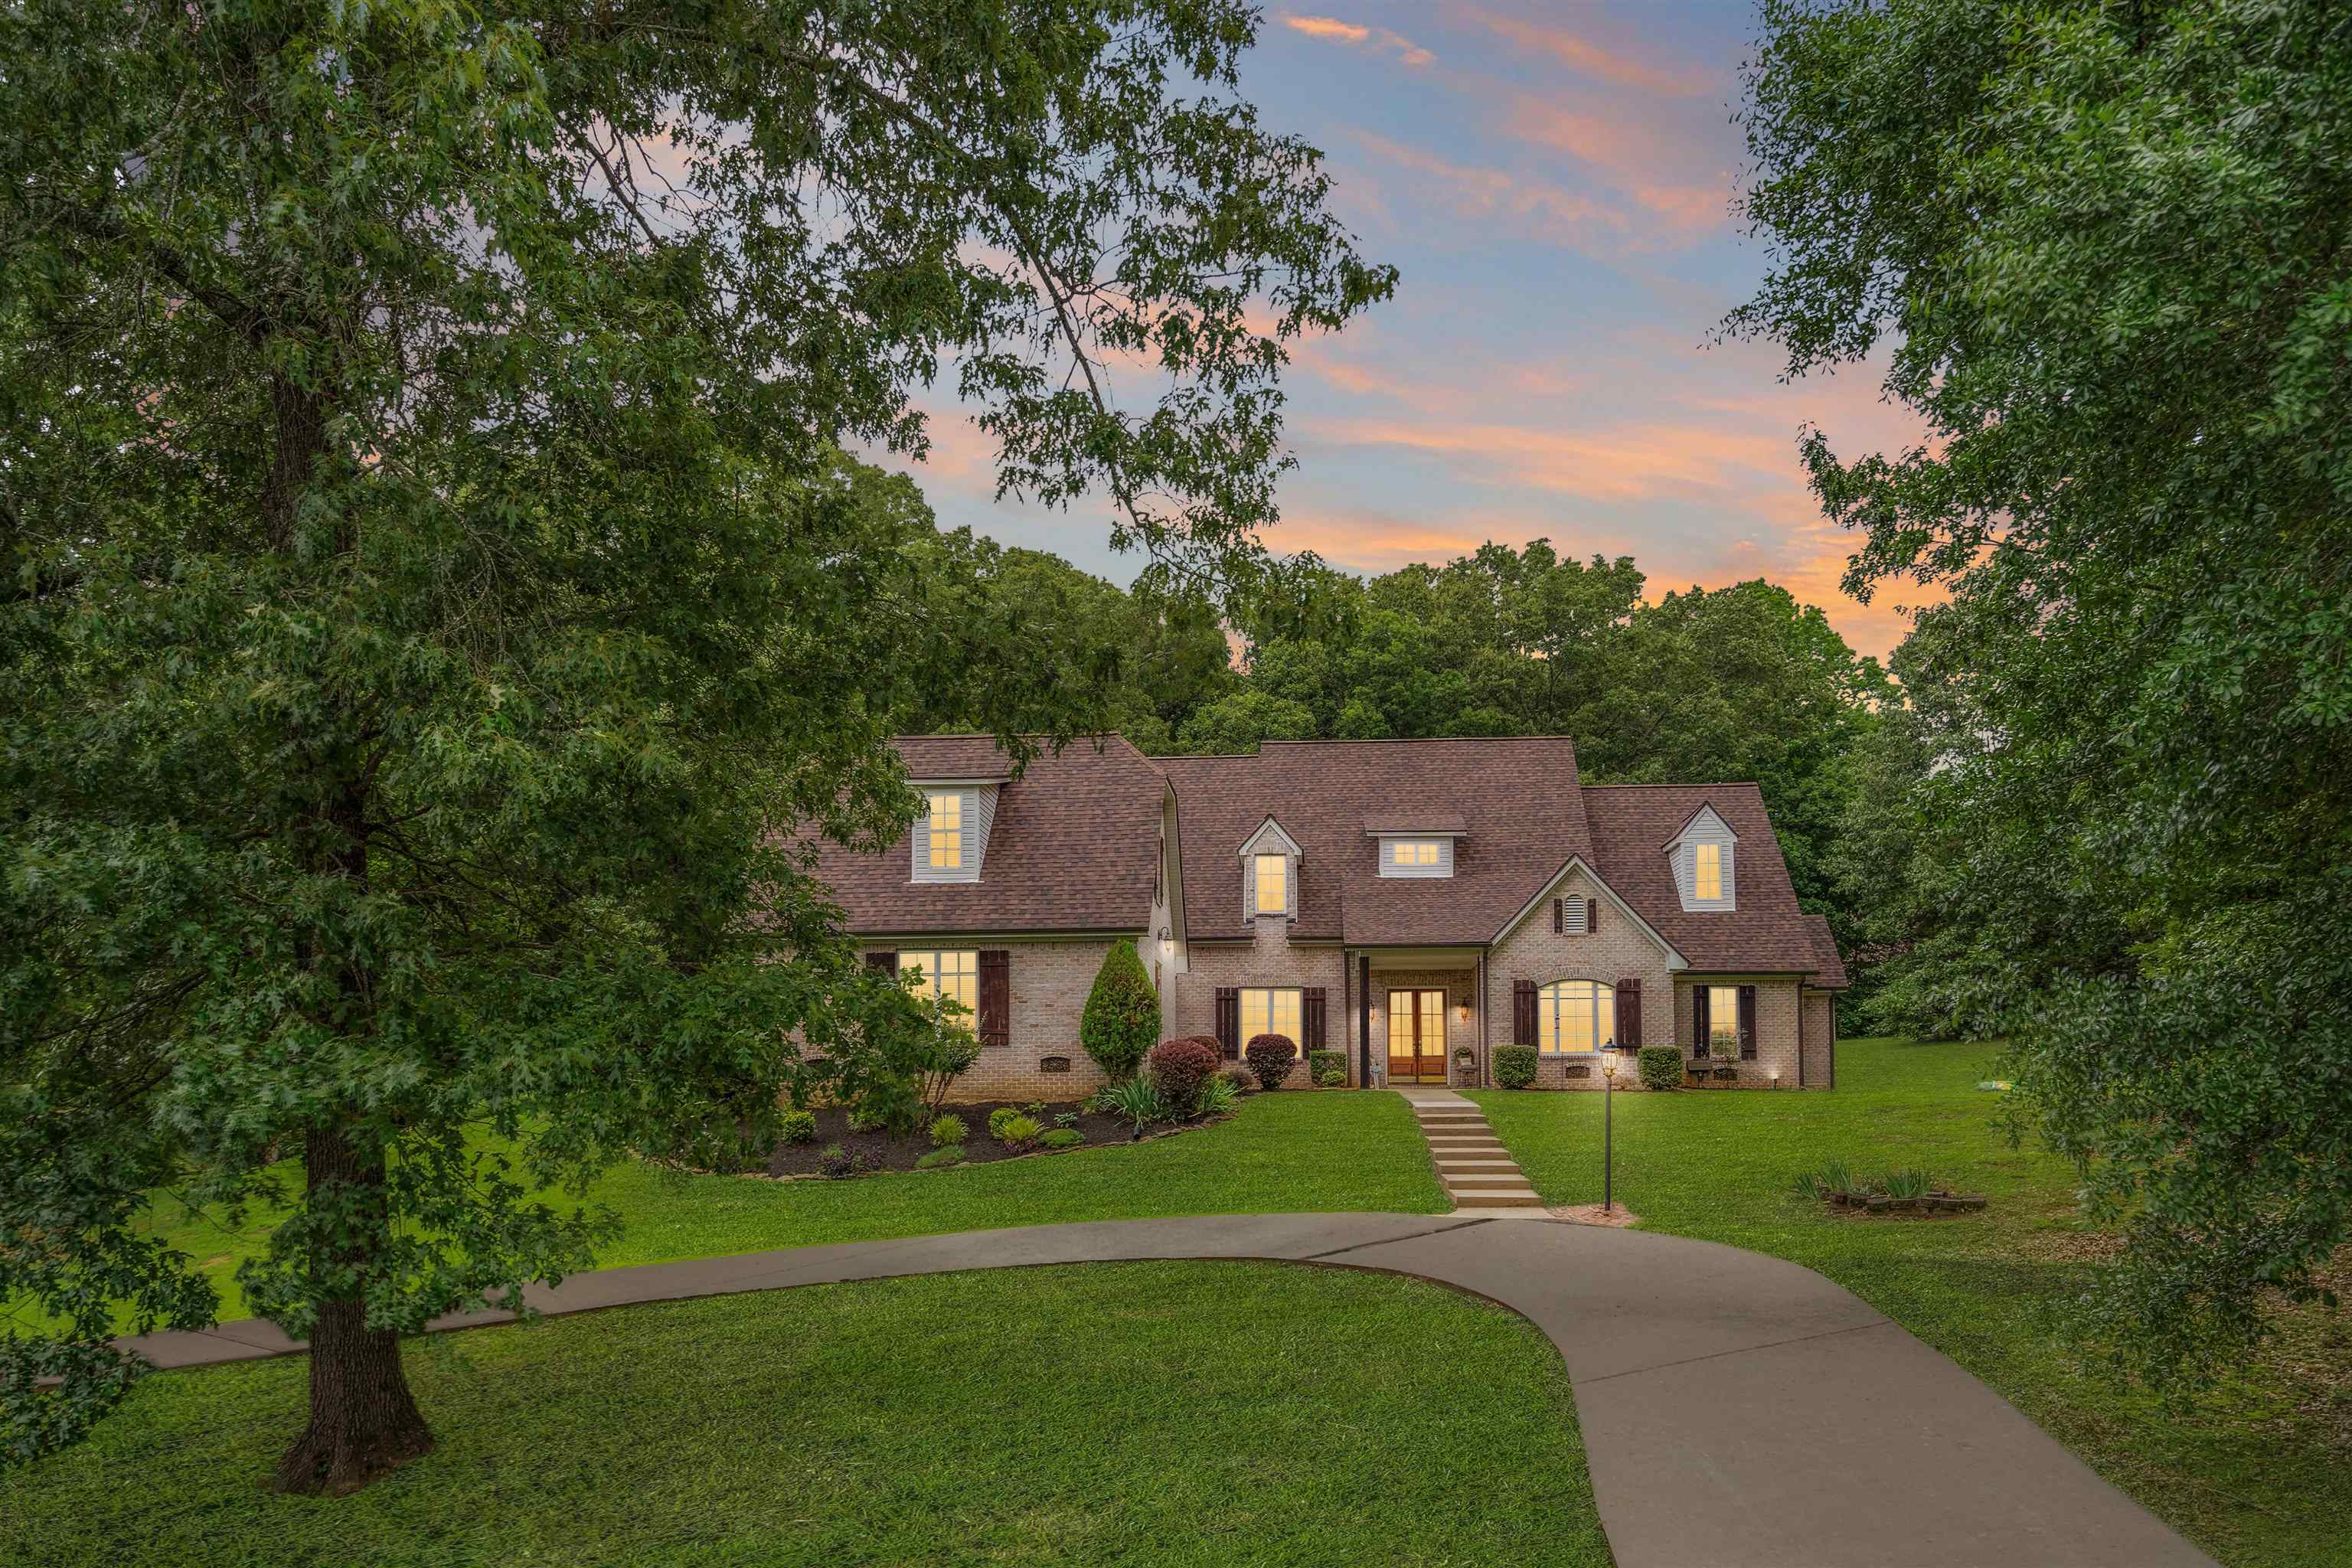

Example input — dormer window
[1375,834,1455,877]
[1664,805,1736,912]
[1253,853,1289,916]
[1694,843,1723,901]
[910,783,997,884]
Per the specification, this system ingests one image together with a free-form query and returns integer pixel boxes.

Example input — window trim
[1536,978,1617,1055]
[1706,984,1740,1053]
[1693,842,1723,902]
[1377,835,1455,878]
[1252,852,1290,917]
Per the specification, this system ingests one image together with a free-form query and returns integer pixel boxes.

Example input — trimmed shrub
[995,1114,1044,1152]
[915,1146,965,1171]
[1215,1062,1256,1093]
[1315,1063,1346,1087]
[987,1106,1023,1141]
[1492,1044,1539,1089]
[1244,1034,1297,1090]
[1039,1129,1085,1151]
[929,1114,968,1148]
[1147,1037,1219,1112]
[779,1108,818,1145]
[1079,939,1159,1081]
[1637,1045,1683,1092]
[1306,1049,1346,1084]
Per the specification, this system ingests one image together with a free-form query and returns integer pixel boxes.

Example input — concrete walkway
[1395,1086,1546,1211]
[121,1215,2213,1568]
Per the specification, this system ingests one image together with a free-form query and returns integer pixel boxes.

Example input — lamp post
[1601,1043,1619,1214]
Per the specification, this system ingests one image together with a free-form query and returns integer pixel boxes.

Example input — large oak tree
[0,0,1388,1491]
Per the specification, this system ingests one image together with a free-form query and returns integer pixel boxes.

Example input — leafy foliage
[0,0,1387,1478]
[1491,1047,1539,1090]
[993,1116,1044,1153]
[929,1117,969,1151]
[1079,941,1160,1082]
[1145,1038,1219,1112]
[1733,0,2352,1387]
[1101,1076,1174,1133]
[779,1111,819,1147]
[1038,1129,1085,1151]
[1635,1047,1684,1093]
[1194,1077,1240,1119]
[913,1147,965,1171]
[1243,1036,1297,1091]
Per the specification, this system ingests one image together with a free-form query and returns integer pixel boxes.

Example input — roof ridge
[1257,734,1585,746]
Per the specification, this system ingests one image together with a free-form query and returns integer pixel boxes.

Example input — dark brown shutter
[1692,984,1710,1057]
[1586,897,1599,934]
[1738,984,1759,1060]
[1303,987,1327,1051]
[1512,978,1537,1047]
[976,950,1011,1047]
[1616,978,1642,1047]
[1214,987,1240,1058]
[864,949,898,975]
[1553,897,1563,933]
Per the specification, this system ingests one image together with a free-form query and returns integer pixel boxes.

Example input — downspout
[1797,988,1806,1089]
[1358,952,1373,1089]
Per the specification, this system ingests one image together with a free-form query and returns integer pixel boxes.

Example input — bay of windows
[1537,979,1615,1054]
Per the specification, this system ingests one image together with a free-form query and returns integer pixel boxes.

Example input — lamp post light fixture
[1601,1043,1619,1214]
[1769,1067,1781,1090]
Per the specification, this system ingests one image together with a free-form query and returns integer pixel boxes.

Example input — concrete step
[1424,1139,1505,1153]
[1424,1135,1505,1148]
[1414,1111,1486,1123]
[1434,1157,1521,1169]
[1450,1192,1547,1209]
[1444,1178,1537,1198]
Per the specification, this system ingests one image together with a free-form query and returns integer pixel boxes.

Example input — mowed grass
[136,1090,1446,1325]
[1469,1038,2352,1568]
[0,1261,1609,1568]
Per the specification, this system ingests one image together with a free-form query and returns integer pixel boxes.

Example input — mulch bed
[763,1099,1219,1178]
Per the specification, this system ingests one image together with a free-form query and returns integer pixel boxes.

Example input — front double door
[1387,989,1449,1083]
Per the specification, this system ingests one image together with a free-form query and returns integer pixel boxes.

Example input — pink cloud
[1453,6,1713,96]
[1282,13,1434,67]
[1501,101,1733,233]
[1303,413,1795,502]
[1349,131,1631,250]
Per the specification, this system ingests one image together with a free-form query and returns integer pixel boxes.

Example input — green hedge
[1637,1045,1683,1091]
[1491,1044,1539,1089]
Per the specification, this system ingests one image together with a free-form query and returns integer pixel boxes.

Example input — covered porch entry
[1360,949,1484,1089]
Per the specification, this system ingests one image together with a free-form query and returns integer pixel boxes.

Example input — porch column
[1358,952,1372,1088]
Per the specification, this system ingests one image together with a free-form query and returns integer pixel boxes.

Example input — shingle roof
[1579,783,1831,978]
[1801,914,1850,989]
[806,735,1165,934]
[1158,737,1594,946]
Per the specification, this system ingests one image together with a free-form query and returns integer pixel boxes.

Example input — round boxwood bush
[1492,1044,1539,1089]
[1244,1034,1297,1090]
[1079,938,1159,1080]
[779,1107,818,1145]
[1147,1037,1218,1112]
[1637,1044,1684,1091]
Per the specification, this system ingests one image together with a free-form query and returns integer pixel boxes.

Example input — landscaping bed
[763,1099,1223,1178]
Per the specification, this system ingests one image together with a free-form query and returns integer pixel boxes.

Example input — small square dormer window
[1377,835,1454,877]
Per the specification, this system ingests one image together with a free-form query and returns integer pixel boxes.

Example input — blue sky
[874,2,1931,660]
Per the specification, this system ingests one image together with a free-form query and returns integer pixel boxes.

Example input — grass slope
[1468,1037,2351,1568]
[2,1262,1609,1568]
[139,1090,1445,1325]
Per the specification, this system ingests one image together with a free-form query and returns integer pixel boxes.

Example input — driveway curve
[123,1214,2213,1568]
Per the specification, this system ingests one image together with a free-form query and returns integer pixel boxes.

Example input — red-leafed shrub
[1147,1037,1219,1112]
[1244,1034,1298,1090]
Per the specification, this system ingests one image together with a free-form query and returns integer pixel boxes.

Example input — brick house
[808,734,1847,1102]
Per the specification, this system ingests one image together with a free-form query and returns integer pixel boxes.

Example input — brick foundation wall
[1671,975,1805,1089]
[858,936,1138,1102]
[1484,864,1675,1090]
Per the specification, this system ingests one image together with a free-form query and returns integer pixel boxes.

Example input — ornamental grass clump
[995,1115,1044,1152]
[1102,1076,1172,1134]
[929,1115,968,1148]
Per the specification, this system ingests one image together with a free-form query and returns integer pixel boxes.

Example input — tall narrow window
[1693,842,1723,900]
[927,792,963,871]
[1707,985,1740,1054]
[1254,853,1288,915]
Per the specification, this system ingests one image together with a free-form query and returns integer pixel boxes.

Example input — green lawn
[141,1089,1445,1324]
[1468,1038,2352,1568]
[2,1262,1609,1568]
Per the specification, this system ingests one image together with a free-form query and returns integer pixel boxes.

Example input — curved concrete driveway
[125,1214,2213,1568]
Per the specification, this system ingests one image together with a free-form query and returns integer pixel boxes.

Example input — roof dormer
[1239,816,1301,920]
[1662,804,1737,912]
[1364,812,1464,878]
[910,778,1005,884]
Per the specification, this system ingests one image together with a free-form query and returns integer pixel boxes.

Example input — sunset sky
[877,2,1934,661]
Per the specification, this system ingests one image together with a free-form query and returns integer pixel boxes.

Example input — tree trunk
[271,1126,433,1494]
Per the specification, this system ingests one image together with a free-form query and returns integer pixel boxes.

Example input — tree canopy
[1733,0,2352,1387]
[0,0,1388,1488]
